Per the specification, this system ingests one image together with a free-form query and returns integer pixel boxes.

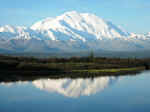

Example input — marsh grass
[72,67,145,73]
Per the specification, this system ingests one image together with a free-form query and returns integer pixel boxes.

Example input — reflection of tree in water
[32,77,118,98]
[144,63,150,70]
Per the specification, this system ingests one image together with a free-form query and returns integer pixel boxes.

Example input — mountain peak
[31,11,130,40]
[63,11,79,16]
[147,32,150,36]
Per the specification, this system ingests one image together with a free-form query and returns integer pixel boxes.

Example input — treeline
[1,54,149,64]
[0,54,150,71]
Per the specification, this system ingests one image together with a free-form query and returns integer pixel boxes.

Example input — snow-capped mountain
[0,11,150,53]
[31,11,130,41]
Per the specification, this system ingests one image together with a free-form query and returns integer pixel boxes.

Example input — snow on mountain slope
[0,25,33,41]
[0,11,150,53]
[31,11,130,41]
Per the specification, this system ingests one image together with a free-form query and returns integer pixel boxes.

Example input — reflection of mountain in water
[33,77,117,98]
[0,81,28,86]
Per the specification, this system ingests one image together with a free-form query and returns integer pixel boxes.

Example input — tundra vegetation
[0,54,149,82]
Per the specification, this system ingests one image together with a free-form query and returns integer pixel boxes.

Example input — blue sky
[0,0,149,33]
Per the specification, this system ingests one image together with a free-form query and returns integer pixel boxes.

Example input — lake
[0,71,150,112]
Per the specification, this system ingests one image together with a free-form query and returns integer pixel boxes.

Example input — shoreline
[0,66,146,82]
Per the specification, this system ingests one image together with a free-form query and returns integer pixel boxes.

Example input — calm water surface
[0,71,150,112]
